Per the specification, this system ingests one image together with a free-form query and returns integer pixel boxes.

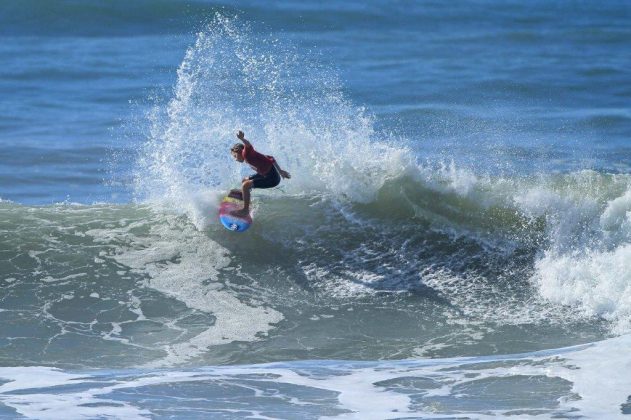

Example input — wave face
[3,166,631,368]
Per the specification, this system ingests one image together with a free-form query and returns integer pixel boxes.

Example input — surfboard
[219,189,252,232]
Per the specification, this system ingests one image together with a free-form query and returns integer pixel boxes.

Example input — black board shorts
[248,166,281,189]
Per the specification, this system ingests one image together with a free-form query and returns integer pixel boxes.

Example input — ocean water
[1,0,631,418]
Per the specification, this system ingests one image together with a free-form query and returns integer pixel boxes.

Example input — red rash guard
[242,144,275,175]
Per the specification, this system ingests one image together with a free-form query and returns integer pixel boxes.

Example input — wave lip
[534,245,631,333]
[133,13,414,208]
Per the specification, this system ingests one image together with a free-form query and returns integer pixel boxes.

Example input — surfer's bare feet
[231,208,249,218]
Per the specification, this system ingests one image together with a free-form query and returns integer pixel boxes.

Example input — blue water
[2,0,629,203]
[1,1,631,418]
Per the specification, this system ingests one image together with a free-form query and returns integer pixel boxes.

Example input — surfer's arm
[273,161,291,179]
[236,130,252,148]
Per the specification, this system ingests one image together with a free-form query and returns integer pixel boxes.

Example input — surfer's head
[231,143,245,162]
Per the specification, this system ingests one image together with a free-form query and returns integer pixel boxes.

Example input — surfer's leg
[230,169,278,217]
[242,179,253,211]
[231,179,253,217]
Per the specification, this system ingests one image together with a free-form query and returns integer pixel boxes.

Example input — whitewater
[1,2,631,418]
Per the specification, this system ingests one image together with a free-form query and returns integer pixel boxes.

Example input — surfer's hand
[237,130,245,140]
[280,170,291,179]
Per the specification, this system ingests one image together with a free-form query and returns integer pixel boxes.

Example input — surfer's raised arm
[236,130,252,148]
[234,130,290,179]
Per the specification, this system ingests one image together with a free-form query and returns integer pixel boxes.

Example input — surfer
[230,130,290,217]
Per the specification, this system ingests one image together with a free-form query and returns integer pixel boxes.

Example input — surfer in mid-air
[230,130,291,217]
